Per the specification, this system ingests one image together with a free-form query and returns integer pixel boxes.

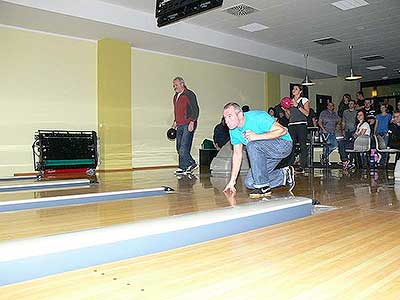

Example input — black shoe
[295,166,305,174]
[312,199,321,205]
[249,186,272,199]
[185,163,198,174]
[285,166,295,192]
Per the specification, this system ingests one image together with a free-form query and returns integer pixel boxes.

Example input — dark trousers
[176,123,196,169]
[288,123,308,168]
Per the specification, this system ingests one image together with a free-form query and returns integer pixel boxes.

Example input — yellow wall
[131,49,265,167]
[98,39,132,170]
[265,72,281,108]
[0,26,97,176]
[280,74,360,107]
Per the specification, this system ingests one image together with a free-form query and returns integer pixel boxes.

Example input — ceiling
[2,0,400,81]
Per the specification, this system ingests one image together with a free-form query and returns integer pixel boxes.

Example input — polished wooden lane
[1,208,400,299]
[0,169,399,241]
[1,168,400,299]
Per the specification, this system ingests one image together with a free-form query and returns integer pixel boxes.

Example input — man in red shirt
[172,77,199,175]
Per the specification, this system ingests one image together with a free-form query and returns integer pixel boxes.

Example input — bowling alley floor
[1,167,400,299]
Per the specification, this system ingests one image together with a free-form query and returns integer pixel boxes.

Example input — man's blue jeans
[245,138,292,189]
[321,132,338,160]
[176,123,196,170]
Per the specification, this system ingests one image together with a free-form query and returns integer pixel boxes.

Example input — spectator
[375,104,392,166]
[277,110,289,128]
[363,99,376,130]
[356,91,365,110]
[213,117,230,150]
[396,101,400,113]
[268,107,276,118]
[307,107,318,127]
[319,102,340,165]
[383,98,394,114]
[338,110,370,169]
[242,105,250,112]
[338,93,351,118]
[388,112,400,153]
[342,99,357,139]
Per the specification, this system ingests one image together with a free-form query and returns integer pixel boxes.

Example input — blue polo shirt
[229,110,292,145]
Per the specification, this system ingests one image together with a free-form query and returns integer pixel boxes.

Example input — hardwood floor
[1,168,400,299]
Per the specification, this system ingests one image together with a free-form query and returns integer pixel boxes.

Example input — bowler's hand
[223,189,237,207]
[223,180,236,194]
[188,121,194,132]
[244,130,259,141]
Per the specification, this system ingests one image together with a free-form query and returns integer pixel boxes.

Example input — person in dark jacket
[213,117,230,150]
[171,77,200,175]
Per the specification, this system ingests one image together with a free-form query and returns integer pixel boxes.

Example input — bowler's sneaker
[249,186,272,199]
[174,168,184,175]
[285,166,296,192]
[185,163,198,174]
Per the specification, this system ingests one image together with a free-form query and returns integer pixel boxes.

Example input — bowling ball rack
[32,130,98,177]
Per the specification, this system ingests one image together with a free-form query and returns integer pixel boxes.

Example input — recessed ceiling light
[331,0,369,11]
[312,37,342,45]
[366,65,386,71]
[239,23,269,32]
[382,76,389,80]
[360,55,384,61]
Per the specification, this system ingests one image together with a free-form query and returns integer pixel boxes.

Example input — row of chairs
[346,135,400,168]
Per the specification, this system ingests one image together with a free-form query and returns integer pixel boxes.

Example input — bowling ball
[167,128,177,140]
[280,97,292,109]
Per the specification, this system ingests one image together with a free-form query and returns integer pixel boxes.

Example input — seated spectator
[388,112,400,151]
[375,104,392,166]
[319,102,339,165]
[213,117,230,150]
[338,110,370,169]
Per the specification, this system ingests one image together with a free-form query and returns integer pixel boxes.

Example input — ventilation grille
[223,3,259,16]
[312,37,342,45]
[360,55,384,61]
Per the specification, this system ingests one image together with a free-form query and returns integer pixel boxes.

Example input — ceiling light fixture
[302,53,315,86]
[345,45,363,81]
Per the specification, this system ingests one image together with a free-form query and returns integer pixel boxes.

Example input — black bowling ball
[167,128,177,140]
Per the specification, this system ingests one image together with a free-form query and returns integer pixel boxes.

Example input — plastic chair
[346,135,371,168]
[374,135,400,167]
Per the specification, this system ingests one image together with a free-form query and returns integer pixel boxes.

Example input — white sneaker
[285,166,295,192]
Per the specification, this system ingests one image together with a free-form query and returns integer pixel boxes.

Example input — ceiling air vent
[312,37,342,45]
[360,55,384,61]
[223,3,259,16]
